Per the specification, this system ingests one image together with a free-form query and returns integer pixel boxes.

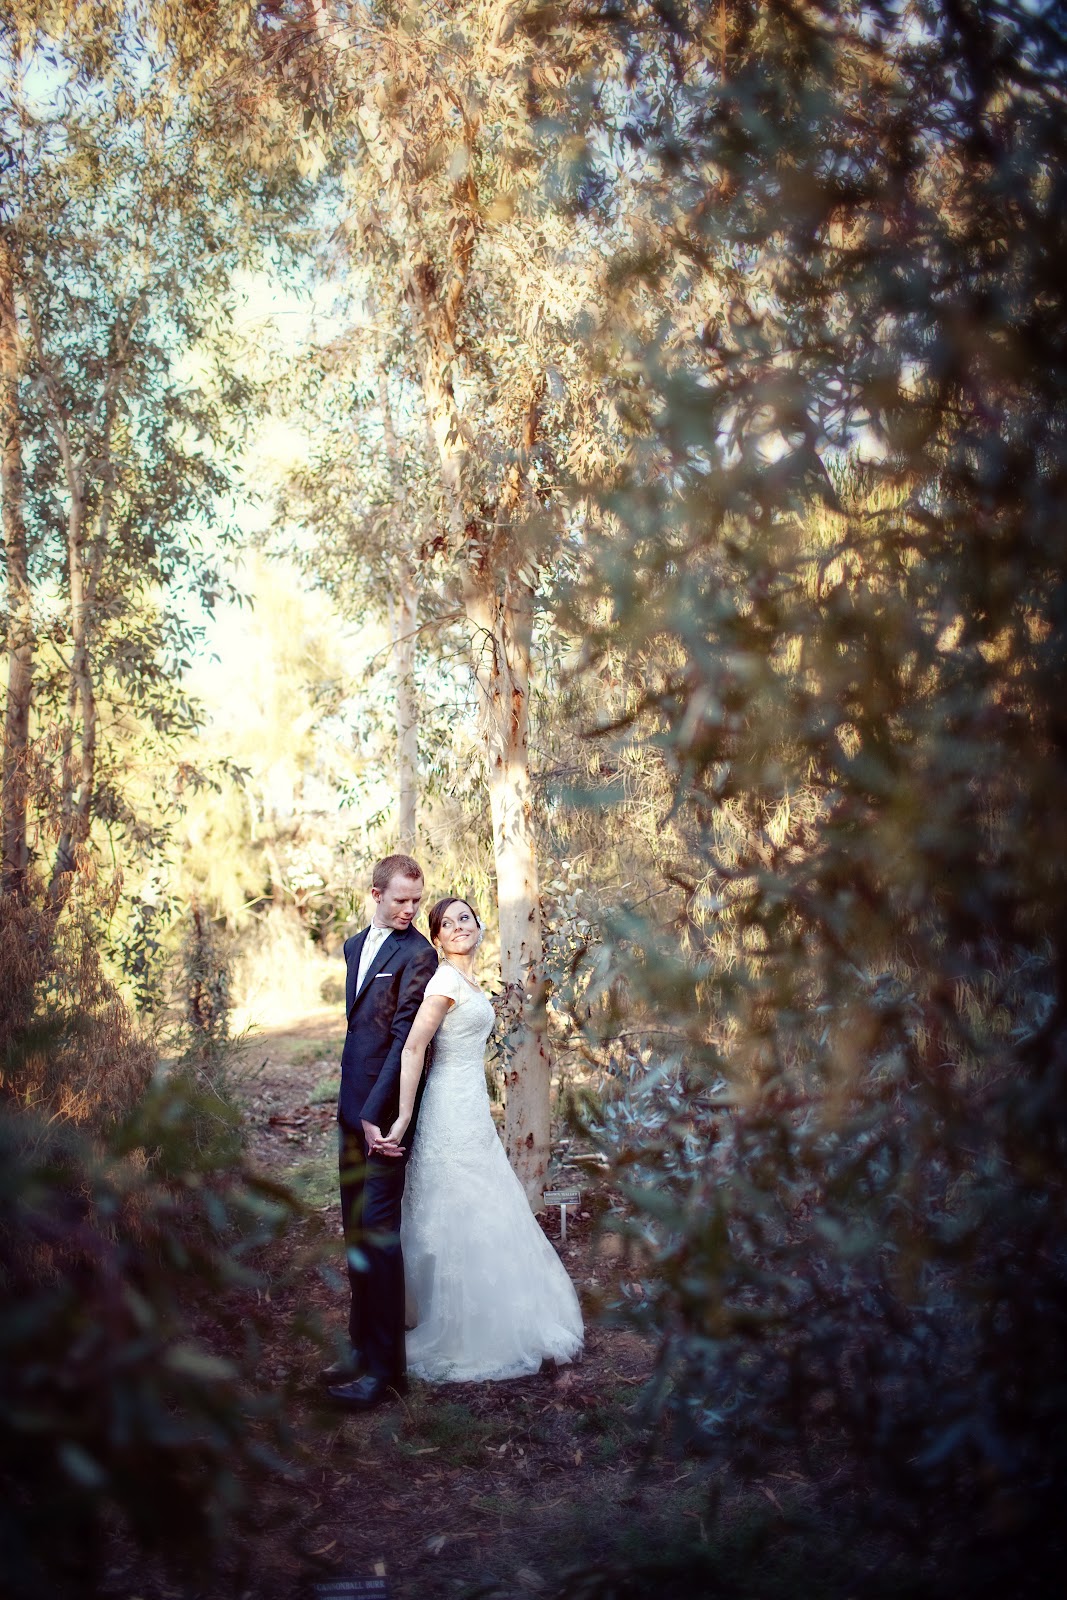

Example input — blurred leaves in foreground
[0,886,301,1597]
[556,1,1067,1593]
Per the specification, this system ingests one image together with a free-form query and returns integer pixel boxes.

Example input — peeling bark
[405,243,473,530]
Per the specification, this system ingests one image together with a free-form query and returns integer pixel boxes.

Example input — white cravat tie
[356,923,391,991]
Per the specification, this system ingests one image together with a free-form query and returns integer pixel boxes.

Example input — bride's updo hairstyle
[428,896,482,947]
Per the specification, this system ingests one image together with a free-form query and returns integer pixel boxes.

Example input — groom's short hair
[372,853,424,891]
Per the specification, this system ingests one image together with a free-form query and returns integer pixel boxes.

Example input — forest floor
[110,1014,878,1600]
[226,1013,724,1600]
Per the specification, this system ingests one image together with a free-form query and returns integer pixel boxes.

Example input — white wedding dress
[402,963,584,1382]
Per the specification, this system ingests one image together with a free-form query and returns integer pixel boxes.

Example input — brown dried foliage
[0,877,153,1134]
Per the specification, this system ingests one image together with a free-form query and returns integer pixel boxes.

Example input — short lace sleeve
[423,964,464,1006]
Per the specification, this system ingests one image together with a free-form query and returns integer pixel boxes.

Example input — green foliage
[1,4,313,1008]
[555,0,1067,1586]
[8,43,243,794]
[268,307,506,895]
[542,1498,917,1600]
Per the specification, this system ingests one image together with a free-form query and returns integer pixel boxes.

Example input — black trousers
[337,1119,407,1384]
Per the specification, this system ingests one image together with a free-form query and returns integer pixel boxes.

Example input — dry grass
[0,881,154,1133]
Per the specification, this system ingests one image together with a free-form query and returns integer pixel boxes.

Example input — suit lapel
[349,929,402,1016]
[346,927,370,1017]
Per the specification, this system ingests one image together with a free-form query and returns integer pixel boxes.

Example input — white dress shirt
[356,922,391,992]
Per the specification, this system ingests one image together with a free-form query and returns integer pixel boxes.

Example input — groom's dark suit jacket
[338,922,438,1133]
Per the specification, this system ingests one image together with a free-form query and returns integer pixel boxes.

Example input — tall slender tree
[273,291,447,858]
[249,0,602,1199]
[0,1,309,935]
[378,356,421,853]
[0,228,31,896]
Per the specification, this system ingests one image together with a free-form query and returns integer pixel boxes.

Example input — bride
[375,895,584,1382]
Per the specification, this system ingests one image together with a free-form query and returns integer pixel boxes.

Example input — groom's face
[372,873,424,932]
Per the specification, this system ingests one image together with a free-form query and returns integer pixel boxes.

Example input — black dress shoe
[327,1373,407,1411]
[318,1349,364,1386]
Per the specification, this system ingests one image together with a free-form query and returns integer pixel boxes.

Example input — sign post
[542,1186,581,1244]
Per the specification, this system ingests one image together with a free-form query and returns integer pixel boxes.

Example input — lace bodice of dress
[412,964,497,1160]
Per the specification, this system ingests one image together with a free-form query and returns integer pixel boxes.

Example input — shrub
[0,880,301,1595]
[0,1088,299,1597]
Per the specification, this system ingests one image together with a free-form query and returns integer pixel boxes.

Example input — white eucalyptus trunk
[386,568,419,853]
[52,492,93,883]
[401,169,552,1206]
[30,293,124,897]
[47,400,111,890]
[465,572,551,1207]
[378,365,419,852]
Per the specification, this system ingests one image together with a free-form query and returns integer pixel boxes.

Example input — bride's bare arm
[374,993,453,1154]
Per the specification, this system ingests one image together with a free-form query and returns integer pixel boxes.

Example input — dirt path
[227,1016,703,1600]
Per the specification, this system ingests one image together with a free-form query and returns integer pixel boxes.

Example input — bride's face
[437,901,481,957]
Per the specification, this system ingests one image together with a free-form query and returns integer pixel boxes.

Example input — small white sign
[542,1187,581,1244]
[313,1581,389,1600]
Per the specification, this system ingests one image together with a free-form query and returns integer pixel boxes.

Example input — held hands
[361,1116,410,1160]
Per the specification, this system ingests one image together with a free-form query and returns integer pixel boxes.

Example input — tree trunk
[409,233,553,1206]
[387,568,419,853]
[378,364,419,852]
[0,239,33,898]
[51,493,96,885]
[406,247,472,526]
[72,569,99,844]
[44,350,115,892]
[464,569,551,1207]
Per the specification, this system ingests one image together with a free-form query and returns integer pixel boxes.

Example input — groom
[323,852,438,1411]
